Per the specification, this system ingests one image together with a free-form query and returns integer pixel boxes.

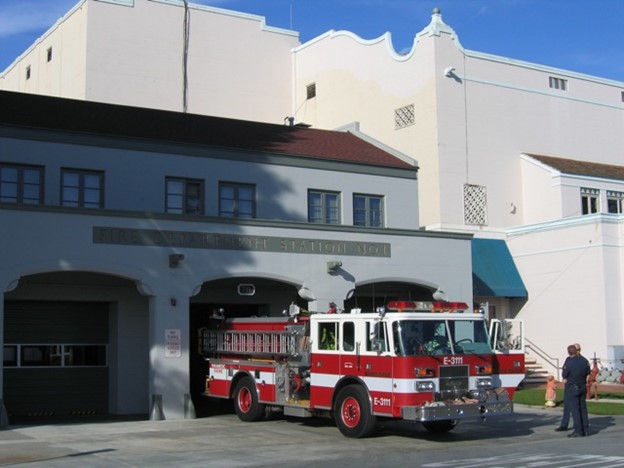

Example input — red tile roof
[527,153,624,182]
[0,90,415,170]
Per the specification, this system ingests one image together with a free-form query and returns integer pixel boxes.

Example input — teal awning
[472,239,527,298]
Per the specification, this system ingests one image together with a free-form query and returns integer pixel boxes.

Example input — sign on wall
[165,329,181,358]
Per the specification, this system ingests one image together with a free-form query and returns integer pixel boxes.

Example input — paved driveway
[1,405,623,467]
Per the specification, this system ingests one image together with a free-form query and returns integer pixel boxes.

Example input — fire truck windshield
[392,319,493,356]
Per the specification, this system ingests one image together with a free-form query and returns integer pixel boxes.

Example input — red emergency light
[431,301,469,313]
[386,301,417,312]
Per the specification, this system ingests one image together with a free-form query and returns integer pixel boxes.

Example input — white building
[0,89,473,423]
[2,0,624,403]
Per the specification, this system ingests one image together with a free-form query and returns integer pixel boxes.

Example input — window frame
[218,181,256,218]
[353,193,385,227]
[5,343,107,368]
[308,189,341,224]
[165,177,204,215]
[61,168,105,208]
[549,76,568,91]
[580,187,599,215]
[607,190,624,214]
[0,163,44,205]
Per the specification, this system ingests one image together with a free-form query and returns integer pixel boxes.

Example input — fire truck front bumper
[401,393,514,422]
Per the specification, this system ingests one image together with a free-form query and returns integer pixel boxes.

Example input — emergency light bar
[386,300,469,313]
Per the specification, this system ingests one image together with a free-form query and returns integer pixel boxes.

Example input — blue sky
[1,0,623,82]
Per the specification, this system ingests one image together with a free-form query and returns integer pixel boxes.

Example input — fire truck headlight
[415,380,435,392]
[476,378,493,389]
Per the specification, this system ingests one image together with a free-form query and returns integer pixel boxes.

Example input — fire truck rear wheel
[233,377,266,422]
[422,420,458,433]
[334,385,377,438]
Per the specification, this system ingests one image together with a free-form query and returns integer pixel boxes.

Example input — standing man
[561,344,591,437]
[555,342,581,432]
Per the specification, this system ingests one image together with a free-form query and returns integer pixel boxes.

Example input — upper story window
[308,190,340,224]
[25,65,31,80]
[219,182,255,218]
[166,177,203,214]
[353,193,384,227]
[607,190,624,214]
[463,184,488,226]
[306,83,316,100]
[61,169,104,208]
[580,187,599,215]
[46,47,53,62]
[549,76,567,91]
[0,163,43,204]
[394,104,415,130]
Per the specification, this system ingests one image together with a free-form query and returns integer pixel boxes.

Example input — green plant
[512,388,624,416]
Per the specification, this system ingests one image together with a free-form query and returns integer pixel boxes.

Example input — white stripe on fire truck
[312,373,525,394]
[209,369,275,385]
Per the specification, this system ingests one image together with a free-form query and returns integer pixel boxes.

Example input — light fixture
[169,253,184,268]
[327,261,343,274]
[444,66,455,77]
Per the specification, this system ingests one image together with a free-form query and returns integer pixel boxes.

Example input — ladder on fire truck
[200,328,303,357]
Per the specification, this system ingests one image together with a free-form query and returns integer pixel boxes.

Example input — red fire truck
[199,301,525,438]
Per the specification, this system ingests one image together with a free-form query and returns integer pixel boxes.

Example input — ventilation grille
[464,184,488,225]
[394,104,415,129]
[439,365,469,400]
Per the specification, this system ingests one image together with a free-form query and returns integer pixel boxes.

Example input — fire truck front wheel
[334,385,377,438]
[233,377,266,422]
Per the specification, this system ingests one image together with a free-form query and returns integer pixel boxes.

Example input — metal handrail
[525,337,561,380]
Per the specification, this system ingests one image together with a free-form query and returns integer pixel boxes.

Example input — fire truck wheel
[422,420,458,433]
[334,385,377,438]
[233,377,266,422]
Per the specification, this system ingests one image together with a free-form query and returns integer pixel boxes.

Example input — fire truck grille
[439,365,469,400]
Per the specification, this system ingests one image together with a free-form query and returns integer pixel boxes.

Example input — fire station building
[0,90,473,422]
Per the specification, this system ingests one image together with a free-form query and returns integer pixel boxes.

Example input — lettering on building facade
[93,226,391,257]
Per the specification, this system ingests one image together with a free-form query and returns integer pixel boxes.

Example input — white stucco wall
[508,216,624,368]
[0,0,88,98]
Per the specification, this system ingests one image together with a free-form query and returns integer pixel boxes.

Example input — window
[308,190,340,224]
[61,169,104,208]
[366,321,388,352]
[6,344,107,367]
[318,322,337,350]
[0,164,43,204]
[219,182,255,218]
[47,47,53,62]
[166,177,203,214]
[306,83,316,100]
[463,184,488,225]
[394,104,415,129]
[3,345,17,367]
[549,76,567,91]
[342,322,355,352]
[354,194,384,227]
[581,187,599,215]
[65,345,107,366]
[25,65,31,80]
[607,191,624,214]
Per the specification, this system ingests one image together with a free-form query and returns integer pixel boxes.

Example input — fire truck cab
[200,301,524,438]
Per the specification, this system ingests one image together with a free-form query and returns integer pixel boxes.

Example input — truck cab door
[489,319,525,395]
